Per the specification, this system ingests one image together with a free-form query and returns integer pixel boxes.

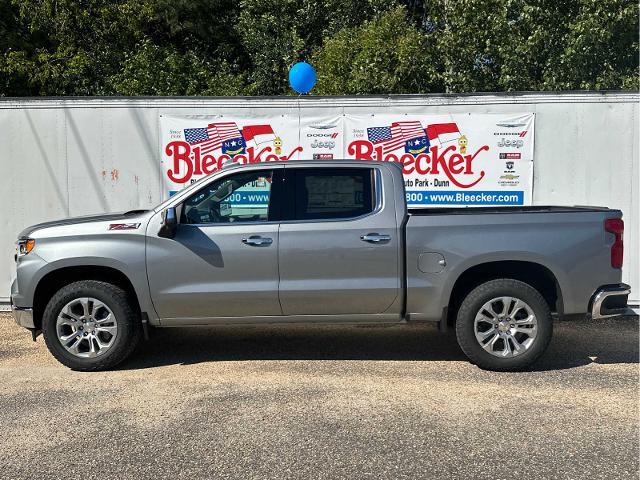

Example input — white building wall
[1,92,638,304]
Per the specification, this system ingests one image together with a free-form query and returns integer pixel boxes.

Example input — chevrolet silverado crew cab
[11,161,631,371]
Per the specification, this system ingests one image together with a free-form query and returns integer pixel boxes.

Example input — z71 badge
[108,223,141,230]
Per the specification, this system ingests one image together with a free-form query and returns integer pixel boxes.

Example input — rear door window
[290,168,375,221]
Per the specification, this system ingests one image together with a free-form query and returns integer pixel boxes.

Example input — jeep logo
[497,138,524,148]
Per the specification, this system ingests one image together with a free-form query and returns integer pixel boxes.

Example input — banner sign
[160,112,534,207]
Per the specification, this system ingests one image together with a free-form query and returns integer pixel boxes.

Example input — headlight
[16,238,35,258]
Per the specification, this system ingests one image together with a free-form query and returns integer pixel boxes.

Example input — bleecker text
[165,141,302,184]
[348,141,488,188]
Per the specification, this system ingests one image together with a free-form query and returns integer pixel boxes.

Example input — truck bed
[404,204,622,320]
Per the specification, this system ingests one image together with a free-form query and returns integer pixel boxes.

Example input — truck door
[278,166,400,316]
[146,167,282,322]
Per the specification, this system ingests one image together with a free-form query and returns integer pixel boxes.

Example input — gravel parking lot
[0,312,638,480]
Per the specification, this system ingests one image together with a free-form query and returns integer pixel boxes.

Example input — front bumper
[11,276,35,329]
[11,305,35,329]
[589,283,631,319]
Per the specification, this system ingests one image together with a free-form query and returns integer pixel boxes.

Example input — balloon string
[297,94,301,159]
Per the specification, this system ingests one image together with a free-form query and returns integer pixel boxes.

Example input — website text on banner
[160,113,534,207]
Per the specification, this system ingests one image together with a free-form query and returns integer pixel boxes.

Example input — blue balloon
[288,62,317,94]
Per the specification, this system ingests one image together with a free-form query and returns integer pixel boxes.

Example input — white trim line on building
[0,91,638,110]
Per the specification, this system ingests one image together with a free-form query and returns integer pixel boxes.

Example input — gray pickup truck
[11,161,630,371]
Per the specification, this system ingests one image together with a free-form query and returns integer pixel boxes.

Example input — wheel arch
[446,260,563,327]
[32,265,141,330]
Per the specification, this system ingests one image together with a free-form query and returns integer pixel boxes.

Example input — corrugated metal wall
[1,92,638,304]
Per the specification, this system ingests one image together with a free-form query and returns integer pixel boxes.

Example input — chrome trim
[360,234,391,243]
[173,165,384,227]
[160,161,385,214]
[590,284,631,319]
[12,306,35,329]
[242,236,273,246]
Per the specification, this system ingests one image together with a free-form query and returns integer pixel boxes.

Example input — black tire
[42,280,141,371]
[455,279,552,371]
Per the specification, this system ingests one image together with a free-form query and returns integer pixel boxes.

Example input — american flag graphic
[183,122,242,155]
[367,121,426,154]
[211,122,242,145]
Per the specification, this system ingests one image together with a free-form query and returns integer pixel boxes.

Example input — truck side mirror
[158,207,178,239]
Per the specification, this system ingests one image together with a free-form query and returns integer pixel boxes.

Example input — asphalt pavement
[0,313,638,480]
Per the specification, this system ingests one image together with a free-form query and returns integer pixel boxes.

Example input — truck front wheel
[455,279,553,371]
[42,280,141,371]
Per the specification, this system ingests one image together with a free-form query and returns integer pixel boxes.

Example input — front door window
[182,170,273,224]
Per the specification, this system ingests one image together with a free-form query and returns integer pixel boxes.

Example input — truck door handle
[242,236,273,246]
[360,233,391,243]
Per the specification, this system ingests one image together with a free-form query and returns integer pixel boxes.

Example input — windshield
[153,172,219,212]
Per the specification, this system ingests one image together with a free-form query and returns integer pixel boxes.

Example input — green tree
[312,6,443,94]
[543,0,639,89]
[108,40,246,96]
[410,0,639,92]
[237,0,395,95]
[1,0,156,95]
[0,0,637,96]
[0,0,247,95]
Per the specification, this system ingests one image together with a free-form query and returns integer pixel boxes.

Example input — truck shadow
[122,316,639,371]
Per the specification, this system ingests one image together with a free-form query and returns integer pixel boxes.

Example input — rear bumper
[589,283,631,319]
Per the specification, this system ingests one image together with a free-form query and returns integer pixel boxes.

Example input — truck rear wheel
[42,280,141,371]
[455,279,552,371]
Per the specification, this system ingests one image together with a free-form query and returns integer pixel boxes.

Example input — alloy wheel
[55,297,118,358]
[473,296,538,358]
